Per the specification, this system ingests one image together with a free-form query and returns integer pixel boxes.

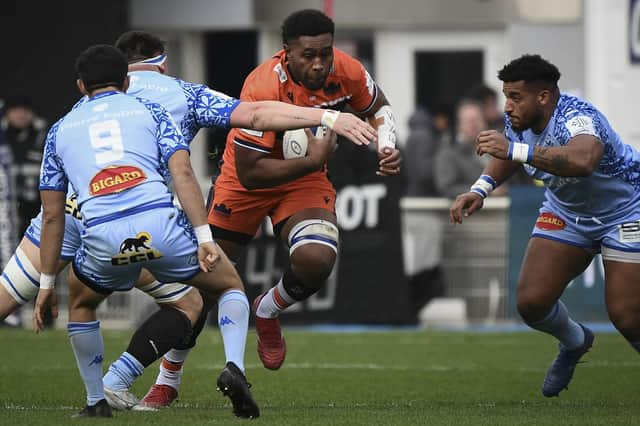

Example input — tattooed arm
[529,135,603,176]
[476,130,604,177]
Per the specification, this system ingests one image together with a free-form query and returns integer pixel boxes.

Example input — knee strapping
[287,219,339,256]
[282,268,319,301]
[0,247,41,305]
[126,307,193,367]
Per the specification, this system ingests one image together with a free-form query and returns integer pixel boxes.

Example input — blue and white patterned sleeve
[142,100,190,165]
[185,81,240,129]
[39,120,68,191]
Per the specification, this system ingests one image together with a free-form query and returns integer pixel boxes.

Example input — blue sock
[526,300,585,349]
[218,290,249,372]
[103,352,144,391]
[68,321,104,406]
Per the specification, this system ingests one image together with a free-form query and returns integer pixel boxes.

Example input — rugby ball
[282,126,327,159]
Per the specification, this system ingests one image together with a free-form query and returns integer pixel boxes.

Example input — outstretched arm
[449,158,520,224]
[230,101,376,147]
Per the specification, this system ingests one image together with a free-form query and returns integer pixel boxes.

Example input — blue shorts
[25,212,83,261]
[74,206,200,292]
[531,201,640,262]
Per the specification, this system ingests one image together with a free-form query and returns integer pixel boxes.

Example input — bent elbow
[577,157,598,176]
[238,173,257,190]
[247,105,264,131]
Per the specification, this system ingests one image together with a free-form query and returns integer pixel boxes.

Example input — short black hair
[498,54,561,89]
[281,9,335,44]
[115,30,165,63]
[75,45,128,92]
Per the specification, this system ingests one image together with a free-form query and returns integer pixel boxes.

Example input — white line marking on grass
[3,403,78,411]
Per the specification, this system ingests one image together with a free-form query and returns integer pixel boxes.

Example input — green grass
[0,327,639,425]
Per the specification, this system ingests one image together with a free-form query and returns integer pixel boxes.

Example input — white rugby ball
[282,126,327,159]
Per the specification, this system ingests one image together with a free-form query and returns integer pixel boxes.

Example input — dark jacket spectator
[1,95,47,235]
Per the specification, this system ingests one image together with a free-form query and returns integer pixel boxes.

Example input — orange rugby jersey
[216,48,378,192]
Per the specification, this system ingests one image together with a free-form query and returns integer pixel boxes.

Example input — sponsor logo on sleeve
[89,165,147,196]
[566,116,596,137]
[273,63,288,83]
[535,212,566,231]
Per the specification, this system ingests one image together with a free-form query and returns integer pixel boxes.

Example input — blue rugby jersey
[126,70,240,144]
[505,93,640,217]
[39,91,187,223]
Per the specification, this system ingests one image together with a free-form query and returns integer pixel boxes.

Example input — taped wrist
[470,175,497,199]
[320,109,340,129]
[374,105,397,151]
[507,142,534,163]
[194,224,213,245]
[40,273,56,290]
[125,307,193,367]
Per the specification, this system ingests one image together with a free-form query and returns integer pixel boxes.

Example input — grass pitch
[0,327,639,425]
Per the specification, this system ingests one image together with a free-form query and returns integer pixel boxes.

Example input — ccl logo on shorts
[535,212,566,231]
[90,165,147,196]
[111,232,163,265]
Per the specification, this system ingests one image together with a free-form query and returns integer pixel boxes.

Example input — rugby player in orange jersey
[142,9,401,407]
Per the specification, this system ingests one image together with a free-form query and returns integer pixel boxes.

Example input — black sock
[126,307,193,367]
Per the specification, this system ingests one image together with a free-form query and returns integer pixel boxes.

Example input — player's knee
[290,244,336,285]
[168,288,203,325]
[608,304,640,340]
[287,219,338,285]
[0,247,40,306]
[516,286,553,322]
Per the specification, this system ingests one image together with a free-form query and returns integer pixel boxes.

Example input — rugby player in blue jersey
[450,54,640,397]
[32,44,375,418]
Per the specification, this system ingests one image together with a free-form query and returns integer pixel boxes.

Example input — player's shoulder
[241,52,287,99]
[331,48,367,81]
[129,94,172,120]
[556,93,600,119]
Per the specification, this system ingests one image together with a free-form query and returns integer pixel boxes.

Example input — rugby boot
[216,362,260,418]
[139,384,178,409]
[71,399,113,418]
[104,386,155,411]
[252,293,287,370]
[542,323,595,397]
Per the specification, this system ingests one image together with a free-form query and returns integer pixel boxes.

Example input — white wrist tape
[470,175,497,199]
[374,105,397,151]
[320,109,340,129]
[40,273,56,290]
[194,225,213,245]
[508,142,534,163]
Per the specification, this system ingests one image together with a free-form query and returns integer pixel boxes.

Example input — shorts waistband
[85,202,174,228]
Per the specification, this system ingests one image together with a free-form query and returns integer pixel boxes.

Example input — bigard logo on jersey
[112,232,163,265]
[89,165,147,196]
[535,212,566,231]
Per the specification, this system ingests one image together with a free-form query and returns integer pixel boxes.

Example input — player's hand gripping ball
[282,126,327,159]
